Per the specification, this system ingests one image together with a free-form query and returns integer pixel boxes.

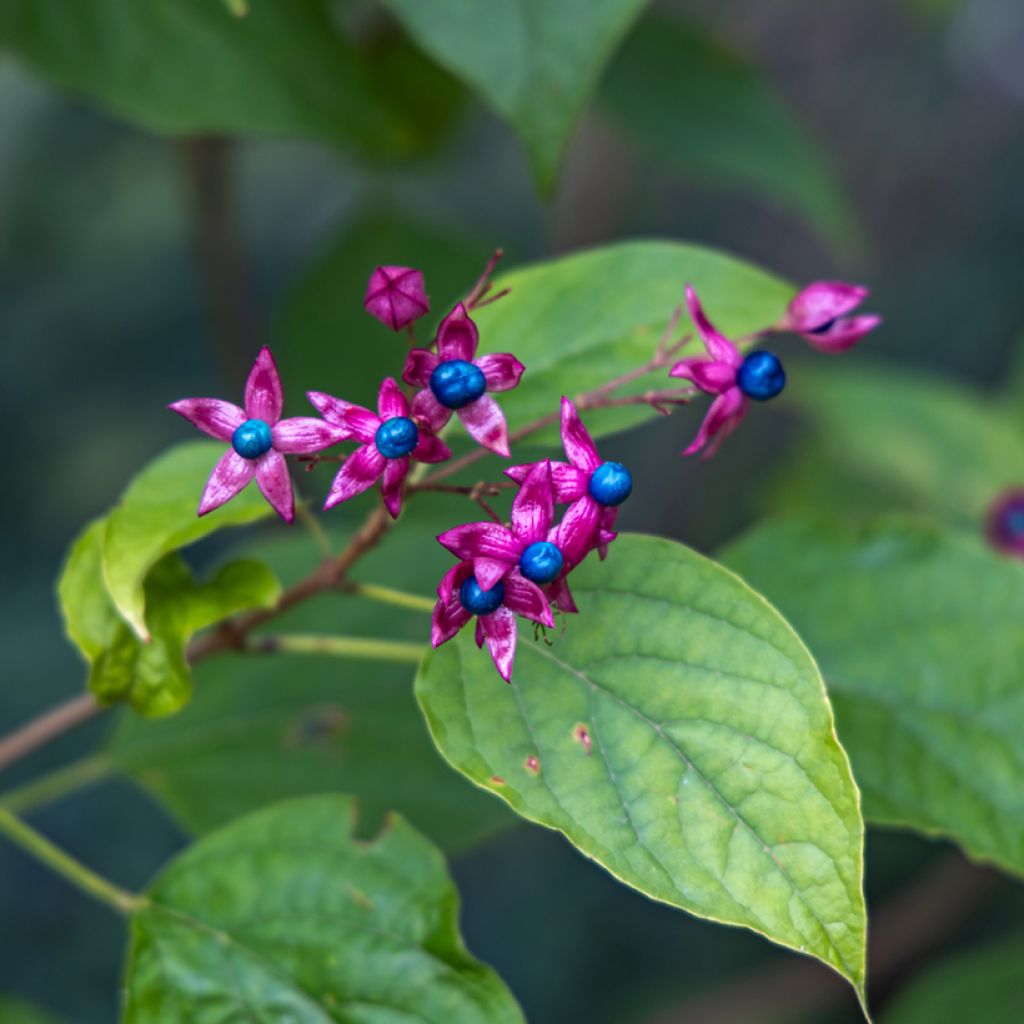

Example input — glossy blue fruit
[374,416,419,459]
[588,461,633,506]
[459,576,505,616]
[519,541,564,584]
[430,359,487,409]
[231,418,273,459]
[737,351,786,401]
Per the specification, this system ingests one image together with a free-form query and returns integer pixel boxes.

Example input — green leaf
[416,533,868,999]
[108,524,513,848]
[0,0,452,160]
[92,555,280,717]
[723,517,1024,877]
[881,933,1024,1024]
[123,795,524,1023]
[57,518,120,661]
[102,441,273,639]
[769,364,1024,528]
[472,240,793,443]
[599,16,858,252]
[379,0,647,189]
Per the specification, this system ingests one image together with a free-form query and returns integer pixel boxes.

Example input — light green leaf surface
[108,522,513,848]
[58,518,120,661]
[724,517,1024,877]
[882,934,1024,1023]
[102,442,272,639]
[380,0,648,189]
[416,533,867,998]
[600,16,858,251]
[471,240,793,443]
[0,0,454,159]
[123,796,524,1023]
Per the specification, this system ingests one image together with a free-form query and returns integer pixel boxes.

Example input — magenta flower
[169,346,347,523]
[431,560,555,682]
[436,461,595,614]
[364,265,429,331]
[403,303,525,456]
[506,398,631,561]
[308,378,451,519]
[780,281,881,352]
[986,489,1024,559]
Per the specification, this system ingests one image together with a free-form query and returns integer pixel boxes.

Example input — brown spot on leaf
[490,775,506,785]
[525,755,540,774]
[574,724,592,754]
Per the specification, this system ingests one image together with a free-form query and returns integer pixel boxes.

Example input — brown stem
[465,249,504,309]
[0,694,102,773]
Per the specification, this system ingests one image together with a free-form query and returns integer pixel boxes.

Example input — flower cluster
[170,258,878,681]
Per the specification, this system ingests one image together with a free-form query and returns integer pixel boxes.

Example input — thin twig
[465,249,504,309]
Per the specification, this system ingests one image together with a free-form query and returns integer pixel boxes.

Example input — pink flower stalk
[364,265,429,331]
[506,398,631,560]
[431,560,555,682]
[779,281,881,352]
[436,461,594,614]
[403,303,525,456]
[986,489,1024,559]
[308,378,451,519]
[169,346,347,523]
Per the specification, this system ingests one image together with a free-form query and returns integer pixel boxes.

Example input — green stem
[347,581,435,613]
[0,806,143,915]
[296,500,332,557]
[0,755,113,816]
[255,634,427,663]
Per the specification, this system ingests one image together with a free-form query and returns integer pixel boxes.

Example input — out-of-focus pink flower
[506,398,630,560]
[986,489,1024,559]
[431,559,554,682]
[780,281,881,352]
[169,346,347,523]
[308,378,451,518]
[364,265,429,331]
[403,303,524,456]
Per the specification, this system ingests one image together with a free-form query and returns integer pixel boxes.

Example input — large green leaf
[769,365,1024,528]
[108,522,513,848]
[123,795,524,1023]
[102,442,272,639]
[599,16,858,251]
[724,518,1024,877]
[882,934,1024,1023]
[0,0,455,159]
[471,240,793,443]
[380,0,647,189]
[416,533,868,1000]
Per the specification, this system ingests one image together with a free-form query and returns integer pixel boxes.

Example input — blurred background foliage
[2,0,1023,1021]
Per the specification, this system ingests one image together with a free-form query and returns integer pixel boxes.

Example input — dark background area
[2,0,1023,1021]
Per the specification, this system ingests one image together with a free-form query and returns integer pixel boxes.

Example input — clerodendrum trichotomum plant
[4,245,897,1021]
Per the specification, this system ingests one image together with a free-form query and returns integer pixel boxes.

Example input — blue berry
[430,359,487,409]
[231,418,273,459]
[588,461,632,506]
[459,576,505,616]
[519,541,564,584]
[374,416,419,459]
[737,351,786,401]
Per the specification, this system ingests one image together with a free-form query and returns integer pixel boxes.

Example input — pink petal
[364,266,429,331]
[683,387,748,458]
[244,346,284,424]
[437,522,519,563]
[403,348,441,389]
[255,449,295,523]
[547,576,578,614]
[168,398,246,441]
[323,444,386,511]
[436,303,479,361]
[560,398,601,472]
[377,377,410,421]
[510,461,554,544]
[598,507,619,559]
[668,357,736,395]
[432,593,472,646]
[198,449,255,517]
[503,573,555,628]
[476,353,525,393]
[411,389,452,432]
[457,395,510,456]
[685,285,742,367]
[271,417,349,454]
[475,619,486,649]
[481,606,517,682]
[801,315,882,353]
[553,495,601,568]
[507,461,589,502]
[306,391,379,443]
[784,281,868,332]
[381,455,409,518]
[474,557,513,591]
[412,431,451,464]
